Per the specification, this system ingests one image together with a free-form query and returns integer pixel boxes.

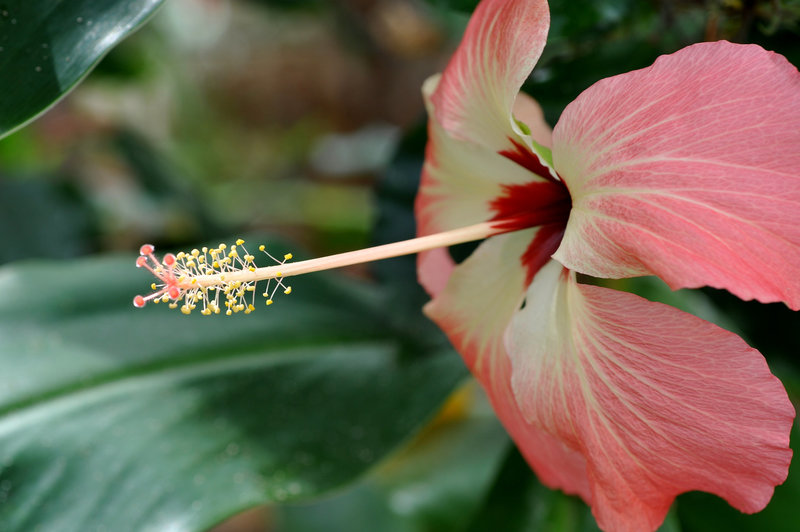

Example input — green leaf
[0,0,164,139]
[0,177,96,264]
[276,384,510,532]
[467,447,601,532]
[469,446,682,532]
[0,254,466,531]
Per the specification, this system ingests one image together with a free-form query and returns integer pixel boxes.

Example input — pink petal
[423,239,593,499]
[423,230,532,368]
[430,0,549,150]
[552,41,800,309]
[506,262,794,531]
[416,0,554,297]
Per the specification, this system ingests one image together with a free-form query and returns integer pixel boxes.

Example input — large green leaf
[467,447,682,532]
[0,253,466,531]
[0,0,164,139]
[276,384,511,532]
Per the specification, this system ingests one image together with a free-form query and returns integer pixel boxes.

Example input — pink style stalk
[416,0,798,531]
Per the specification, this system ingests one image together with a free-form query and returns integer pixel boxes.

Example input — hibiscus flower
[134,0,798,529]
[415,0,798,530]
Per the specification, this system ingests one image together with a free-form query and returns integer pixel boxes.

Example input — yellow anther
[151,283,158,290]
[177,252,186,260]
[259,245,266,252]
[219,243,227,250]
[226,309,232,316]
[191,278,198,285]
[213,261,220,268]
[276,272,282,277]
[246,285,255,292]
[202,246,208,253]
[201,308,211,316]
[284,286,292,295]
[181,306,191,315]
[249,266,255,272]
[168,303,178,309]
[236,239,245,246]
[186,260,196,268]
[191,249,200,257]
[284,253,293,260]
[266,299,274,306]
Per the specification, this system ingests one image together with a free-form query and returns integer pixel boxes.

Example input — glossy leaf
[275,384,510,532]
[0,254,466,531]
[0,0,164,139]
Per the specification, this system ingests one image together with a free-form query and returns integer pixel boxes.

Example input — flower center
[490,140,572,283]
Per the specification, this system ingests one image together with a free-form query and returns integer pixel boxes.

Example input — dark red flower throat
[490,139,572,284]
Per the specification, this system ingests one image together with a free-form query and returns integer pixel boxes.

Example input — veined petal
[423,236,592,500]
[552,41,800,308]
[424,230,532,370]
[507,262,794,531]
[430,0,549,151]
